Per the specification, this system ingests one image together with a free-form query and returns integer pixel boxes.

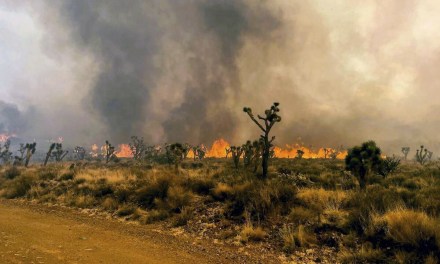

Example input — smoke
[2,0,440,155]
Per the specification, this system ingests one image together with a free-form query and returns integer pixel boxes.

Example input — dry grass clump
[2,173,34,199]
[339,243,385,264]
[211,183,233,201]
[239,221,267,243]
[101,197,119,211]
[370,208,439,248]
[279,224,316,253]
[297,188,348,211]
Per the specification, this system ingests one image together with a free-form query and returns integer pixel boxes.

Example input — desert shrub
[72,195,96,208]
[339,243,386,264]
[116,204,137,216]
[297,188,348,213]
[240,222,267,242]
[59,172,75,181]
[162,186,193,212]
[144,209,170,224]
[92,179,114,197]
[185,178,215,195]
[172,207,193,227]
[136,176,171,208]
[211,183,233,201]
[279,224,316,253]
[416,187,440,216]
[369,208,439,251]
[220,179,296,220]
[2,174,34,198]
[3,166,21,180]
[288,206,318,225]
[101,197,119,211]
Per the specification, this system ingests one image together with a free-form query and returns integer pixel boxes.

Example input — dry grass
[240,221,267,243]
[370,208,439,247]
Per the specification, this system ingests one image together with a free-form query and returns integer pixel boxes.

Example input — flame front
[0,133,16,143]
[206,139,230,158]
[115,144,133,158]
[273,145,347,159]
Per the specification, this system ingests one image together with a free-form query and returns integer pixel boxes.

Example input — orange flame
[206,139,230,158]
[273,145,347,159]
[115,144,133,158]
[0,133,15,143]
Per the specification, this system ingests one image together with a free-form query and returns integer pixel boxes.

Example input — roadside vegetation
[1,156,440,263]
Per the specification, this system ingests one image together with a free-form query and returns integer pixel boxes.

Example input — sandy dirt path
[0,200,268,264]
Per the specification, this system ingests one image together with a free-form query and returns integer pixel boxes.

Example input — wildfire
[89,138,347,160]
[273,145,347,159]
[206,139,230,158]
[115,144,133,158]
[0,133,16,143]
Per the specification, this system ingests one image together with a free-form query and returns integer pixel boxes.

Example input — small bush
[339,243,386,264]
[136,176,171,208]
[211,183,233,201]
[186,178,214,195]
[101,197,119,211]
[3,174,34,198]
[240,222,267,242]
[74,195,96,208]
[116,204,137,216]
[370,208,439,249]
[59,172,75,181]
[4,167,21,180]
[165,186,193,212]
[288,206,318,225]
[172,207,193,227]
[144,209,169,224]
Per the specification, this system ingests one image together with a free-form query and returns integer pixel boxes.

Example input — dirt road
[0,200,269,264]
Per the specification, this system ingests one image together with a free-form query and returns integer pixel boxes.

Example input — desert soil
[0,199,278,264]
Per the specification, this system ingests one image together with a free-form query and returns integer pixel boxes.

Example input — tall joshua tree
[44,143,68,166]
[105,140,116,163]
[415,145,430,165]
[243,102,281,179]
[401,147,410,160]
[129,136,147,160]
[24,142,37,167]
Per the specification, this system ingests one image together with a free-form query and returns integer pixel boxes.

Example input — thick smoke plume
[2,1,440,155]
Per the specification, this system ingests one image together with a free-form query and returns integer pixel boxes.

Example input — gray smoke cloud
[2,0,440,156]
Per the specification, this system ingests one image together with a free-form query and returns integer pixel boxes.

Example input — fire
[115,144,133,158]
[273,145,347,159]
[206,138,230,158]
[0,133,16,143]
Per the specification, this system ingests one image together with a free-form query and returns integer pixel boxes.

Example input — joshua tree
[129,136,147,160]
[192,145,207,161]
[13,143,26,166]
[251,139,264,172]
[345,141,383,190]
[104,140,116,163]
[296,149,304,159]
[415,145,430,165]
[401,147,410,160]
[230,146,243,169]
[166,143,185,170]
[183,143,192,159]
[243,102,281,179]
[242,140,254,167]
[24,142,37,167]
[0,140,13,164]
[73,146,86,160]
[225,147,232,158]
[44,143,68,166]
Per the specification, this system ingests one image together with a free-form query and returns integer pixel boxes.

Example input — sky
[1,0,440,155]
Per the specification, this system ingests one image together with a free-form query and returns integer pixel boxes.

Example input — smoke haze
[1,0,440,154]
